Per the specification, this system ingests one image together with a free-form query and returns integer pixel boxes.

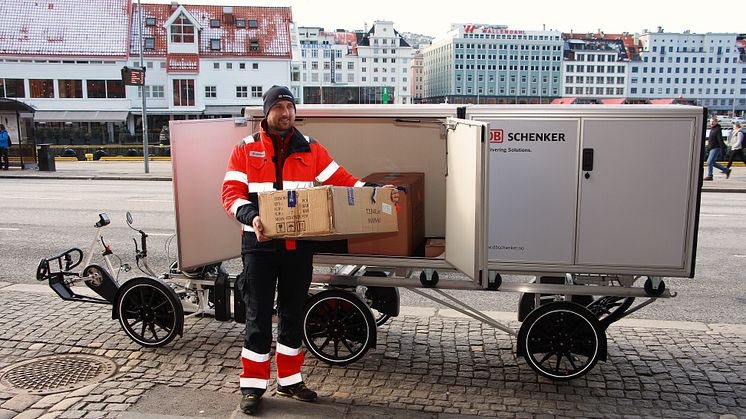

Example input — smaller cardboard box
[347,172,425,256]
[258,186,398,239]
[425,238,445,258]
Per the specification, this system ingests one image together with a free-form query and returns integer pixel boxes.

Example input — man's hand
[382,184,400,204]
[252,216,270,242]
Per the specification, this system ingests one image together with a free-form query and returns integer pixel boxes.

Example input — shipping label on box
[258,186,398,239]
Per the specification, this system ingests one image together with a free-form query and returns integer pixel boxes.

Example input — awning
[600,98,627,104]
[34,110,129,122]
[204,106,244,116]
[0,98,35,113]
[649,99,676,105]
[551,97,577,104]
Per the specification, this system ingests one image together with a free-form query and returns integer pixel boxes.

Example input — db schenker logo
[490,129,504,143]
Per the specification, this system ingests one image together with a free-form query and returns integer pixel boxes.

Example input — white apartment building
[561,36,631,101]
[0,1,294,145]
[0,0,131,144]
[629,29,746,111]
[296,21,414,104]
[422,24,564,104]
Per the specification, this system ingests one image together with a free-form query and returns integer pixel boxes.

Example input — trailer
[38,104,705,381]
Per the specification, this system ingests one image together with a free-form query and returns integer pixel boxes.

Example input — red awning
[600,98,627,104]
[551,97,577,104]
[649,99,676,104]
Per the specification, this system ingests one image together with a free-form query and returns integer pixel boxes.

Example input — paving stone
[2,394,42,411]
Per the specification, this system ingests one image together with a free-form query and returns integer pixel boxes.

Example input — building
[421,24,564,104]
[561,33,633,101]
[0,0,131,145]
[295,21,414,104]
[128,3,293,139]
[628,28,746,112]
[410,50,424,103]
[0,0,294,146]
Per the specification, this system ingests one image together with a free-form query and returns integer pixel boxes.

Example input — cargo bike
[37,104,705,380]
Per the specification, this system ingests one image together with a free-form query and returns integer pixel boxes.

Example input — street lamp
[137,0,149,173]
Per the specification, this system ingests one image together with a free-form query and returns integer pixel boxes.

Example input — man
[705,116,730,181]
[221,86,397,415]
[0,124,10,170]
[726,122,746,174]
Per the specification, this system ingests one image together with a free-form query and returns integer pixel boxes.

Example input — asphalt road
[1,178,745,324]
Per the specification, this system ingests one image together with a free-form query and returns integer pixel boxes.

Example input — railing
[48,144,171,160]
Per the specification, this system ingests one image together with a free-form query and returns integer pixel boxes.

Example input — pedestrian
[704,116,730,181]
[726,121,746,176]
[0,124,10,170]
[221,86,398,415]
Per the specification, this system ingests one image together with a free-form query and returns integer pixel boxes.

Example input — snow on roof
[0,0,129,57]
[130,4,292,58]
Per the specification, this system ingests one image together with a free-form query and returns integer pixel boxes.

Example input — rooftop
[0,0,129,57]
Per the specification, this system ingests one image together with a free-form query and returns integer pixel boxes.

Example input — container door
[444,118,489,284]
[171,118,251,270]
[576,118,696,269]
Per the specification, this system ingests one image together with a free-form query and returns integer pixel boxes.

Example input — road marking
[699,214,726,217]
[734,255,746,258]
[0,228,19,231]
[147,233,174,236]
[127,199,173,203]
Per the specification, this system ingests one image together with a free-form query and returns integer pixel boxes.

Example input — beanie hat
[262,85,296,116]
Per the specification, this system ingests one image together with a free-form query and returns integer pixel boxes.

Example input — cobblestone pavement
[0,286,744,418]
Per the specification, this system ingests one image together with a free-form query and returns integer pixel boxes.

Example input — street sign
[121,66,145,86]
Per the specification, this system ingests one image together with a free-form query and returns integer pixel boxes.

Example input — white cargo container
[166,104,705,379]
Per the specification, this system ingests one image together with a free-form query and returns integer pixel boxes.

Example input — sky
[142,0,742,38]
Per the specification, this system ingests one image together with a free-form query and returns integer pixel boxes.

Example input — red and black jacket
[222,121,367,252]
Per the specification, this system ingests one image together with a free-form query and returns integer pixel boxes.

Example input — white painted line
[699,214,726,217]
[127,199,173,203]
[0,228,19,231]
[148,233,175,237]
[733,255,746,258]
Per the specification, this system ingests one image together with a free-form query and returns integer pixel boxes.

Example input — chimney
[170,2,178,11]
[223,6,234,24]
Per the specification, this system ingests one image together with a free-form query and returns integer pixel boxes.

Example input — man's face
[266,100,295,133]
[710,118,718,127]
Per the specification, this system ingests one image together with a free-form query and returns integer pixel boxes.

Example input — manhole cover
[0,354,117,395]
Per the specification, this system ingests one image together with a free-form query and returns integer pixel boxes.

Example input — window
[248,19,258,28]
[29,79,54,98]
[236,86,248,98]
[214,62,220,70]
[58,80,83,98]
[252,63,258,70]
[205,85,216,98]
[106,80,125,98]
[249,39,260,52]
[210,19,220,28]
[235,19,246,28]
[226,63,233,70]
[151,85,164,98]
[348,62,354,70]
[0,79,24,98]
[173,79,195,106]
[171,14,195,43]
[210,39,221,51]
[143,38,155,51]
[86,80,106,98]
[145,17,156,26]
[239,63,246,70]
[251,86,262,98]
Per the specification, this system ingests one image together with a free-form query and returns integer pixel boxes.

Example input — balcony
[167,54,199,73]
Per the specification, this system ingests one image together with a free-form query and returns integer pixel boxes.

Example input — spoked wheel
[303,289,376,366]
[517,301,606,380]
[587,296,635,329]
[115,277,183,347]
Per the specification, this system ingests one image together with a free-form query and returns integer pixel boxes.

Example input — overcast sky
[143,0,741,37]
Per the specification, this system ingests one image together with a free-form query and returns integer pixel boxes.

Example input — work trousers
[238,247,314,394]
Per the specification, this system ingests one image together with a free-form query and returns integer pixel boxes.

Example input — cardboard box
[258,186,398,239]
[347,172,425,256]
[425,238,445,258]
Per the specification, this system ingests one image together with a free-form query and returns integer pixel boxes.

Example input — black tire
[419,270,439,288]
[517,302,606,380]
[644,278,666,297]
[115,277,183,347]
[303,289,376,366]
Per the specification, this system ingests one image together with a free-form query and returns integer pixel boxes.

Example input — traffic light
[121,66,145,86]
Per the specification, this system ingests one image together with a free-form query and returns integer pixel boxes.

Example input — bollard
[85,153,93,161]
